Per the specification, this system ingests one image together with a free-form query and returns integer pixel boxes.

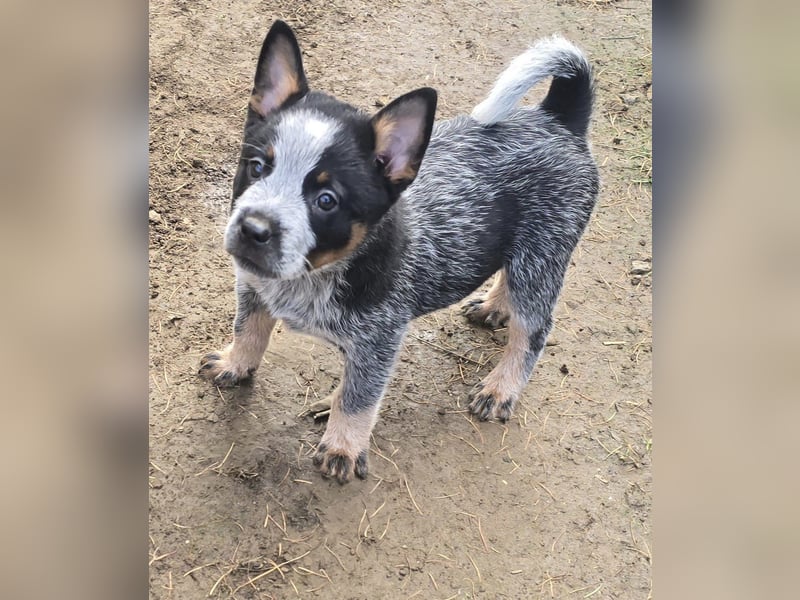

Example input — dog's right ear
[249,21,309,118]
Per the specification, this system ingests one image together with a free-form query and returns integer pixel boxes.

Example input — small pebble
[630,260,652,275]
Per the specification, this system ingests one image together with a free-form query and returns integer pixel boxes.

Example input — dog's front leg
[199,283,275,386]
[313,332,404,484]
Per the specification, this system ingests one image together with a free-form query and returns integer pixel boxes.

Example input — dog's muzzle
[225,208,283,278]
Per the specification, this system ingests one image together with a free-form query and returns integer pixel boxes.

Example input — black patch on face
[232,89,409,206]
[289,96,403,258]
[231,113,280,207]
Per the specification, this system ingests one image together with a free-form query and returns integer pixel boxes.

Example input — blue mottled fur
[201,22,599,483]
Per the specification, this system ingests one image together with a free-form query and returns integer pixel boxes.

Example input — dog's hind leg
[462,269,512,329]
[468,255,564,421]
[467,313,550,421]
[307,382,339,417]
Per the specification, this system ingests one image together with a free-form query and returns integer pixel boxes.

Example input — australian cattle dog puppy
[200,21,599,483]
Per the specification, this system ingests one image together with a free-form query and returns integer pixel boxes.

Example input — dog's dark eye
[248,158,266,179]
[315,191,338,212]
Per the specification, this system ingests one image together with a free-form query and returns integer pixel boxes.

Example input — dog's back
[391,37,599,315]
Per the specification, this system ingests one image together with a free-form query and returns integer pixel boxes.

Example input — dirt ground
[149,0,652,598]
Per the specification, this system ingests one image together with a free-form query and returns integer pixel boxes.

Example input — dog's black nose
[240,215,273,244]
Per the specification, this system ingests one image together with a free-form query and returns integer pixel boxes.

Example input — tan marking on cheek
[316,171,330,184]
[306,223,368,269]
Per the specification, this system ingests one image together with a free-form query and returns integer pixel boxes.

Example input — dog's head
[225,21,437,280]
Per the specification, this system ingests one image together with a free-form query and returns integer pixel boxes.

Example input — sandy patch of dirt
[149,0,652,597]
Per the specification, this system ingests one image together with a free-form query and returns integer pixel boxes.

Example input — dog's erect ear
[250,21,308,118]
[371,88,437,188]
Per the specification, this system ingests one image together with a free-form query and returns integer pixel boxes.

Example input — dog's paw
[198,346,255,387]
[467,382,516,422]
[462,298,510,329]
[307,395,333,418]
[312,443,368,484]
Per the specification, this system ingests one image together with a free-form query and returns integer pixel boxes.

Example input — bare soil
[149,1,652,598]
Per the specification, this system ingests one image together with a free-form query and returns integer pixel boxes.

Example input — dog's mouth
[232,255,278,279]
[232,253,312,281]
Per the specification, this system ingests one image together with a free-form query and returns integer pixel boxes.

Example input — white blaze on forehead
[227,110,340,279]
[304,116,332,140]
[270,110,340,199]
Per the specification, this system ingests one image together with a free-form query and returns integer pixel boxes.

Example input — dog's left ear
[250,20,309,118]
[371,88,437,189]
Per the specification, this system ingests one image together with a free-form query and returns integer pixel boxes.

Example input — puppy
[200,21,599,483]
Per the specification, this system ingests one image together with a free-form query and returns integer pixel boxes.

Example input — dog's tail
[471,35,594,137]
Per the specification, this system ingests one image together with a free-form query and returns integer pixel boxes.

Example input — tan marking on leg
[482,270,510,313]
[200,310,276,385]
[463,270,511,327]
[315,385,377,482]
[469,315,531,421]
[308,382,339,414]
[480,314,529,399]
[306,223,368,269]
[320,388,376,457]
[229,310,276,372]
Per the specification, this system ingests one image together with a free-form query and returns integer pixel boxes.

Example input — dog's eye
[315,191,338,212]
[248,158,266,179]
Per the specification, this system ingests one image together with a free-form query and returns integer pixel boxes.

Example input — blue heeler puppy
[200,21,599,483]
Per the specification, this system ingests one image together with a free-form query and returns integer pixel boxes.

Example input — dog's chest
[252,274,344,340]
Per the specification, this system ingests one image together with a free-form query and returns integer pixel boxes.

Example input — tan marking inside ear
[306,223,368,269]
[373,115,397,150]
[250,40,302,117]
[316,171,330,184]
[249,94,265,114]
[373,115,421,183]
[387,164,417,183]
